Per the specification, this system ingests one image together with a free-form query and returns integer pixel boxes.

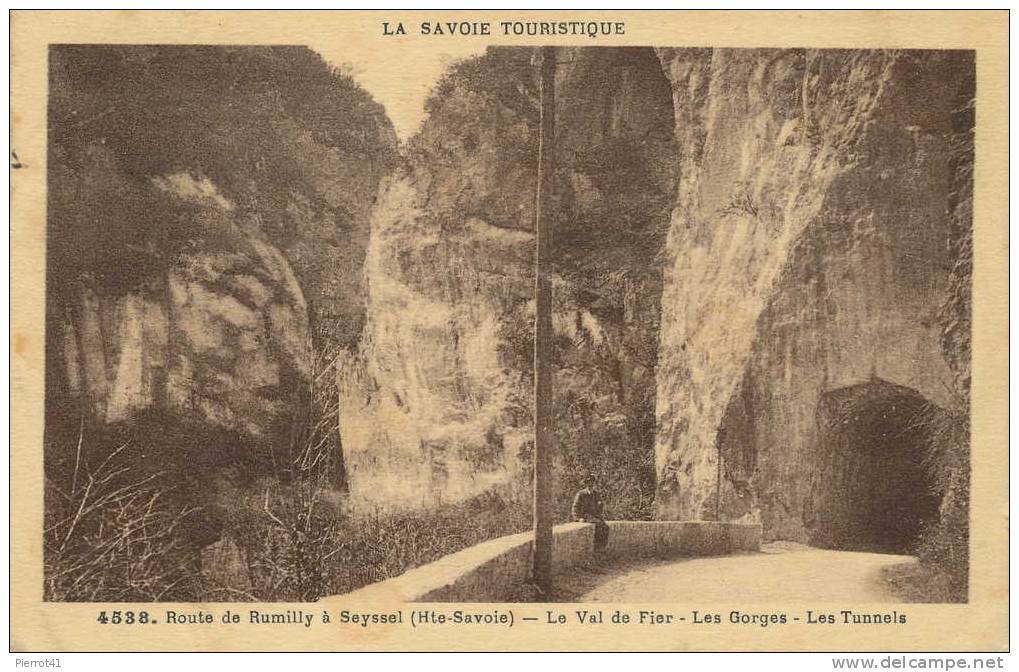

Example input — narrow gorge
[45,45,973,602]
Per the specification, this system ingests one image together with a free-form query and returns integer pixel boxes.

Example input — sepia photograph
[9,8,1008,656]
[43,42,974,605]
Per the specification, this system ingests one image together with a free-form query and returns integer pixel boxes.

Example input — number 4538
[96,611,151,624]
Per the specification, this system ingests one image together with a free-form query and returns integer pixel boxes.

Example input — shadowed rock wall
[45,45,397,509]
[653,48,973,543]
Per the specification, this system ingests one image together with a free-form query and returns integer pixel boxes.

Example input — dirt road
[571,542,915,602]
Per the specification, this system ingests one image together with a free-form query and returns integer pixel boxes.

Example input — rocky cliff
[53,166,312,443]
[340,47,676,516]
[45,45,396,504]
[45,45,973,578]
[340,47,972,547]
[653,48,973,546]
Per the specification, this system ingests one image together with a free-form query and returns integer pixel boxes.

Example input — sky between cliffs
[312,43,486,141]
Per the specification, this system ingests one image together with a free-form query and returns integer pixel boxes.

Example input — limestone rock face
[653,48,973,539]
[340,47,677,514]
[339,174,535,510]
[55,173,312,456]
[46,45,396,485]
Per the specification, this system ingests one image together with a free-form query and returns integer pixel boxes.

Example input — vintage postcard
[9,9,1008,652]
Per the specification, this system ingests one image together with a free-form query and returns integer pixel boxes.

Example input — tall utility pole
[532,45,556,594]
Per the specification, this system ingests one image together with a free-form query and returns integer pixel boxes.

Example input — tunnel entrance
[807,379,943,554]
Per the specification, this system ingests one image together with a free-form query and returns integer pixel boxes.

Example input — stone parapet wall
[327,521,761,603]
[604,520,761,559]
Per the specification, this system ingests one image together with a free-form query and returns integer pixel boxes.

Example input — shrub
[44,434,202,602]
[239,479,531,600]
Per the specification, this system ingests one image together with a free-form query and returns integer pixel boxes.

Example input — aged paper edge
[9,9,1009,653]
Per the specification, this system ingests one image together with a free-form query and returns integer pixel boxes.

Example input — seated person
[571,475,609,550]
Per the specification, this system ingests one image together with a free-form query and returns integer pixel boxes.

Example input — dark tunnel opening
[807,379,944,554]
